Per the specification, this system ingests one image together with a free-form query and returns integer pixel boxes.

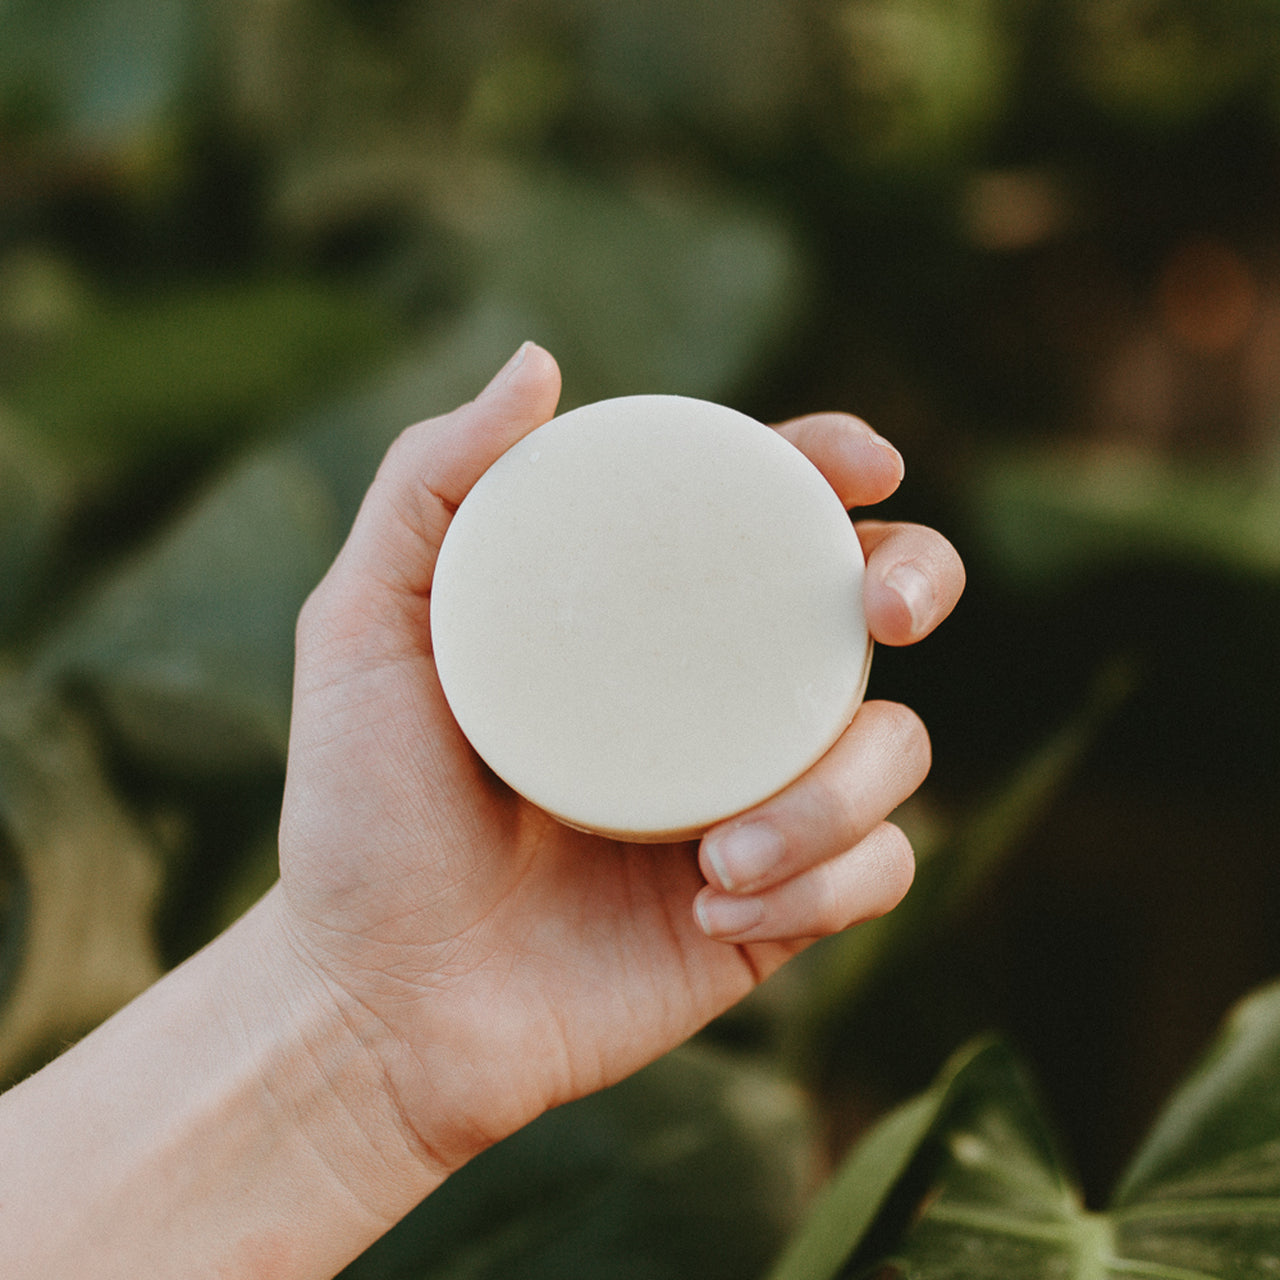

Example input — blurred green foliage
[773,981,1280,1278]
[4,0,1280,1273]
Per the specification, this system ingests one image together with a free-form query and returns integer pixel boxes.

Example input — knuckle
[808,863,852,936]
[803,822,916,936]
[294,578,331,649]
[808,764,856,834]
[294,568,370,661]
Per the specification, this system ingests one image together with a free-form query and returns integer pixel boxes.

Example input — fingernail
[868,430,905,481]
[696,891,765,940]
[885,563,933,635]
[702,821,784,893]
[479,341,532,399]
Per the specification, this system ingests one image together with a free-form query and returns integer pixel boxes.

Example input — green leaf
[1110,979,1280,1278]
[5,276,393,484]
[341,1042,818,1280]
[772,1038,1099,1280]
[0,685,164,1081]
[460,166,808,405]
[42,449,341,777]
[28,295,538,781]
[277,152,808,407]
[971,444,1280,586]
[778,979,1280,1279]
[766,1038,998,1280]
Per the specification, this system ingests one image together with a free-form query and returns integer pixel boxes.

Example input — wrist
[0,884,449,1279]
[223,885,455,1228]
[262,879,527,1186]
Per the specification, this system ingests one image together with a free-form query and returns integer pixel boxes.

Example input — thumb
[330,342,562,605]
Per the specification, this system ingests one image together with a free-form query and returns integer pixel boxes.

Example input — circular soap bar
[430,394,871,841]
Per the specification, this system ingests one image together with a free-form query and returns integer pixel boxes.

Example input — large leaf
[34,296,539,780]
[853,1044,1094,1279]
[460,165,808,405]
[766,1038,1002,1280]
[1111,980,1280,1277]
[769,1037,1108,1280]
[40,449,341,777]
[772,978,1280,1279]
[342,1042,818,1280]
[276,155,809,409]
[4,276,393,484]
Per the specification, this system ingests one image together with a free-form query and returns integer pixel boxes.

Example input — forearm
[0,887,443,1279]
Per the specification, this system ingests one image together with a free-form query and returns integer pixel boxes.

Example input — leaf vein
[925,1202,1077,1246]
[924,1206,1228,1280]
[1113,1196,1280,1223]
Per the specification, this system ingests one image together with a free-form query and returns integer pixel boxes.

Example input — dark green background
[4,1,1280,1270]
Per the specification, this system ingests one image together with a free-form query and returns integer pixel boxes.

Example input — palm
[280,630,785,1148]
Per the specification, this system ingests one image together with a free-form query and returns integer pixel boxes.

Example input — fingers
[332,342,562,602]
[700,699,929,893]
[695,699,929,942]
[859,520,965,647]
[773,415,964,645]
[694,822,914,943]
[773,412,905,509]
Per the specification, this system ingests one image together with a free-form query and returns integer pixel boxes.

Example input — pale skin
[0,343,964,1278]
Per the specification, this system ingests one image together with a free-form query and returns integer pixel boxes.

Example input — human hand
[272,342,964,1182]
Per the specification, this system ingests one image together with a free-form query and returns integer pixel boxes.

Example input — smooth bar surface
[430,394,871,841]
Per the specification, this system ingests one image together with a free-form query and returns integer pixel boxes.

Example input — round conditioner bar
[429,394,872,842]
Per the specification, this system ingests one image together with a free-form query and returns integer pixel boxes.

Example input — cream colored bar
[430,394,872,842]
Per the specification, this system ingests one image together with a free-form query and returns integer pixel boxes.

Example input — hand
[273,342,964,1180]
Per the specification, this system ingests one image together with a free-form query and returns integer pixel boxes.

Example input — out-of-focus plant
[1063,0,1280,129]
[825,0,1020,172]
[4,0,1280,1274]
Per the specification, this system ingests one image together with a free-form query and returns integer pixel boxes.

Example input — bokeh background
[4,0,1280,1271]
